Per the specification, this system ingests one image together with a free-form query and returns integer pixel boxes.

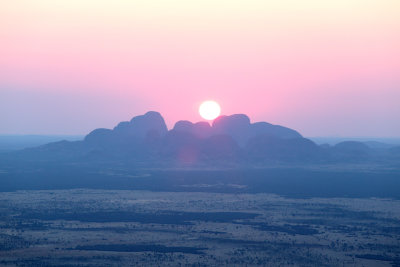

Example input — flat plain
[1,188,399,266]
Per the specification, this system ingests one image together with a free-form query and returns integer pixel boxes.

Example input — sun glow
[199,100,221,120]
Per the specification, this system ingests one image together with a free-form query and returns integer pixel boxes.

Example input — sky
[0,0,399,137]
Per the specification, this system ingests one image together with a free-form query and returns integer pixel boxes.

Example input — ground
[1,189,399,266]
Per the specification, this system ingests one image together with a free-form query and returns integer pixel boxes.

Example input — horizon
[1,111,400,139]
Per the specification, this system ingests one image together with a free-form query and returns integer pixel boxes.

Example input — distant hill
[310,137,400,147]
[173,113,301,146]
[0,135,83,152]
[4,111,398,167]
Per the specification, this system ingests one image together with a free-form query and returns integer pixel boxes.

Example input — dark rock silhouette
[201,134,240,162]
[173,121,213,139]
[84,111,168,157]
[123,111,168,137]
[174,114,302,147]
[212,114,252,146]
[245,134,321,162]
[250,122,302,140]
[86,111,167,145]
[212,114,302,146]
[13,111,392,166]
[160,129,240,165]
[84,128,113,144]
[161,130,202,163]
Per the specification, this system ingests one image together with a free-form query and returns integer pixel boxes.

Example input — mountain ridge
[9,111,399,167]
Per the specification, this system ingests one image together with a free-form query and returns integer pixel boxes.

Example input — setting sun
[199,100,221,120]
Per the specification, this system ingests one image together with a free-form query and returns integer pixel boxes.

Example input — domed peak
[250,122,302,139]
[129,111,168,136]
[193,121,212,138]
[173,120,194,132]
[85,111,168,146]
[230,114,251,123]
[212,114,251,131]
[101,111,167,138]
[130,111,164,123]
[145,111,163,118]
[173,120,212,139]
[113,121,130,131]
[84,128,113,143]
[210,114,251,146]
[193,121,211,130]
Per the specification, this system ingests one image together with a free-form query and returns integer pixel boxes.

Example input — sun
[199,100,221,120]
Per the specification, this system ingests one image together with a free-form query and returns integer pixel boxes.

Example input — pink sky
[0,0,399,136]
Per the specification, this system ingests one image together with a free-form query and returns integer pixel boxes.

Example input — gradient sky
[1,0,399,137]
